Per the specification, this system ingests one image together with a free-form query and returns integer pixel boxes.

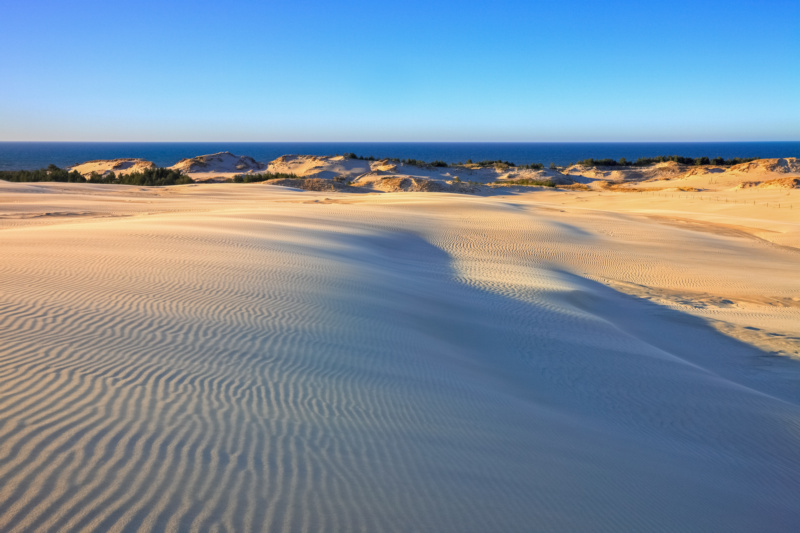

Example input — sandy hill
[169,151,265,177]
[562,158,800,191]
[730,157,800,174]
[63,155,800,194]
[69,158,156,177]
[656,159,800,191]
[737,177,800,189]
[266,154,573,192]
[267,154,373,179]
[564,161,684,184]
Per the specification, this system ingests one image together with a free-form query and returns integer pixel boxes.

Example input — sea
[0,141,798,171]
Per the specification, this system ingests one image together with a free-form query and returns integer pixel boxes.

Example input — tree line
[0,164,86,182]
[345,154,450,167]
[0,165,193,186]
[230,172,299,183]
[574,155,760,167]
[346,152,764,170]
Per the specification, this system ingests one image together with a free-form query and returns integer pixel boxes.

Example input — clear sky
[1,0,798,141]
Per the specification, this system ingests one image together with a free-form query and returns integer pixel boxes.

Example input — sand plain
[0,181,799,532]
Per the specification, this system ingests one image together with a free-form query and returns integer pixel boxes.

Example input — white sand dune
[268,154,571,189]
[730,157,800,174]
[567,157,800,191]
[267,154,374,178]
[0,182,799,532]
[64,154,800,194]
[70,158,156,177]
[169,152,266,181]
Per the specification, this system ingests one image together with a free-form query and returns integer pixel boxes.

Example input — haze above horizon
[2,0,798,142]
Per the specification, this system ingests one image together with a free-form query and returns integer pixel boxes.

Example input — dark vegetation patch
[0,164,86,183]
[0,165,193,186]
[344,154,449,167]
[228,172,299,183]
[574,156,760,167]
[492,178,556,188]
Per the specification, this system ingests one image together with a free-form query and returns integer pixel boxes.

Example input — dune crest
[169,151,265,176]
[60,155,800,194]
[70,158,156,177]
[730,157,800,174]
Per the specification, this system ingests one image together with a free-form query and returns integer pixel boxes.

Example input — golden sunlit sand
[1,172,799,531]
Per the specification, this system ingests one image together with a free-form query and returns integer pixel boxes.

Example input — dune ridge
[69,159,156,177]
[64,153,800,194]
[170,152,265,175]
[0,183,799,531]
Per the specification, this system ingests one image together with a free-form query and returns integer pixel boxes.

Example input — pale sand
[69,159,156,177]
[67,154,800,194]
[0,182,799,532]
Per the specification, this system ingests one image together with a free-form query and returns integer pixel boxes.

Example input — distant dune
[730,157,800,174]
[69,158,156,177]
[60,154,800,194]
[169,151,266,175]
[0,179,799,531]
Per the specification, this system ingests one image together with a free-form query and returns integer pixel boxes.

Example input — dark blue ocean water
[0,142,798,171]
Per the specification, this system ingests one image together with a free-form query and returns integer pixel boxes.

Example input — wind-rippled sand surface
[1,182,799,532]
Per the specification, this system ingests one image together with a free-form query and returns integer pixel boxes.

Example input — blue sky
[1,0,798,141]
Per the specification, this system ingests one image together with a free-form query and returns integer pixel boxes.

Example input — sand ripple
[1,188,799,532]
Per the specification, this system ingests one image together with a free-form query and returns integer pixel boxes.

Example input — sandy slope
[268,154,572,188]
[169,152,265,181]
[572,157,800,191]
[69,158,156,177]
[65,154,800,193]
[0,183,799,532]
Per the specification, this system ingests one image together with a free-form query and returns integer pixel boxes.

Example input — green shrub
[399,158,449,168]
[116,167,192,186]
[0,165,193,186]
[573,155,760,167]
[472,160,516,168]
[578,158,619,167]
[0,164,86,183]
[232,172,299,182]
[493,178,556,188]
